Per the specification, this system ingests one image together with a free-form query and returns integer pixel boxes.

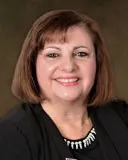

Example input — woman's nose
[58,58,78,72]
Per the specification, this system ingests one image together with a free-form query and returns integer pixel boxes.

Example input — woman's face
[36,26,96,103]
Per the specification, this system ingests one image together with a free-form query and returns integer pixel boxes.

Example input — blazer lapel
[37,106,75,160]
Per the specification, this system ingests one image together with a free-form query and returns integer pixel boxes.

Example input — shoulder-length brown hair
[11,9,115,106]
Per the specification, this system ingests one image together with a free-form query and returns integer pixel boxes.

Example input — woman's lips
[55,77,79,86]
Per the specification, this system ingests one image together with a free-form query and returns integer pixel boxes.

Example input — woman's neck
[41,99,89,125]
[41,100,93,140]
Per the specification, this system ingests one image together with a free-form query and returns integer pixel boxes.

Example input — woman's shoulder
[0,103,42,159]
[0,103,35,126]
[0,102,43,139]
[90,99,128,112]
[110,99,128,111]
[95,99,128,125]
[110,99,128,122]
[94,99,128,112]
[0,102,40,138]
[102,99,128,114]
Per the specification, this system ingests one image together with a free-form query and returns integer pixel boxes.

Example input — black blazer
[0,100,128,160]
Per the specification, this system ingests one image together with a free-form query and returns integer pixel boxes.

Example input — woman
[0,10,128,160]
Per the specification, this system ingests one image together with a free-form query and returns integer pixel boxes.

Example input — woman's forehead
[43,25,93,45]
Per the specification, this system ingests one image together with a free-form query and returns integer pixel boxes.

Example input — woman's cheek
[47,65,57,72]
[46,61,59,73]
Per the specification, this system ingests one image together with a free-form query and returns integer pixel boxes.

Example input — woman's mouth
[55,78,79,86]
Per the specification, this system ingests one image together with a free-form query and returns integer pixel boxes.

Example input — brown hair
[11,10,115,106]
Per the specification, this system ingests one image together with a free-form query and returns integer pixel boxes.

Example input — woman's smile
[55,76,80,86]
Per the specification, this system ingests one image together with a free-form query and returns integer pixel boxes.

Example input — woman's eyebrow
[73,46,88,50]
[44,46,88,50]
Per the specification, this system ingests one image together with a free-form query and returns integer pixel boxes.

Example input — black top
[0,100,128,160]
[63,111,104,160]
[64,127,104,160]
[71,141,104,160]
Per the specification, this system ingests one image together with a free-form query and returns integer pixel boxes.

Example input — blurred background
[0,0,128,116]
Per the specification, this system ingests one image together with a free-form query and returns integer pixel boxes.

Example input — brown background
[0,0,128,116]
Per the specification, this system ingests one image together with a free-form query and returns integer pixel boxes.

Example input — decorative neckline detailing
[64,127,96,150]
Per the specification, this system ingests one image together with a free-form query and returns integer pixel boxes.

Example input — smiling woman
[11,10,114,106]
[0,10,128,160]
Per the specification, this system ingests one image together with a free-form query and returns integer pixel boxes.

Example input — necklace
[64,127,96,150]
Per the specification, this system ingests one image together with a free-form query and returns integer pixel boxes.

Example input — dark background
[0,0,128,116]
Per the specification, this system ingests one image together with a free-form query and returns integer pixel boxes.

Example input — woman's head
[11,10,115,106]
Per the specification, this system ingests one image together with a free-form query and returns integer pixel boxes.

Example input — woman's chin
[54,93,82,103]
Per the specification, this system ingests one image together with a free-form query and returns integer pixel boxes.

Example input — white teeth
[56,78,78,83]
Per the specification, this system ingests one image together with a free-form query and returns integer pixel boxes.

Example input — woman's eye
[46,53,59,58]
[75,52,89,57]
